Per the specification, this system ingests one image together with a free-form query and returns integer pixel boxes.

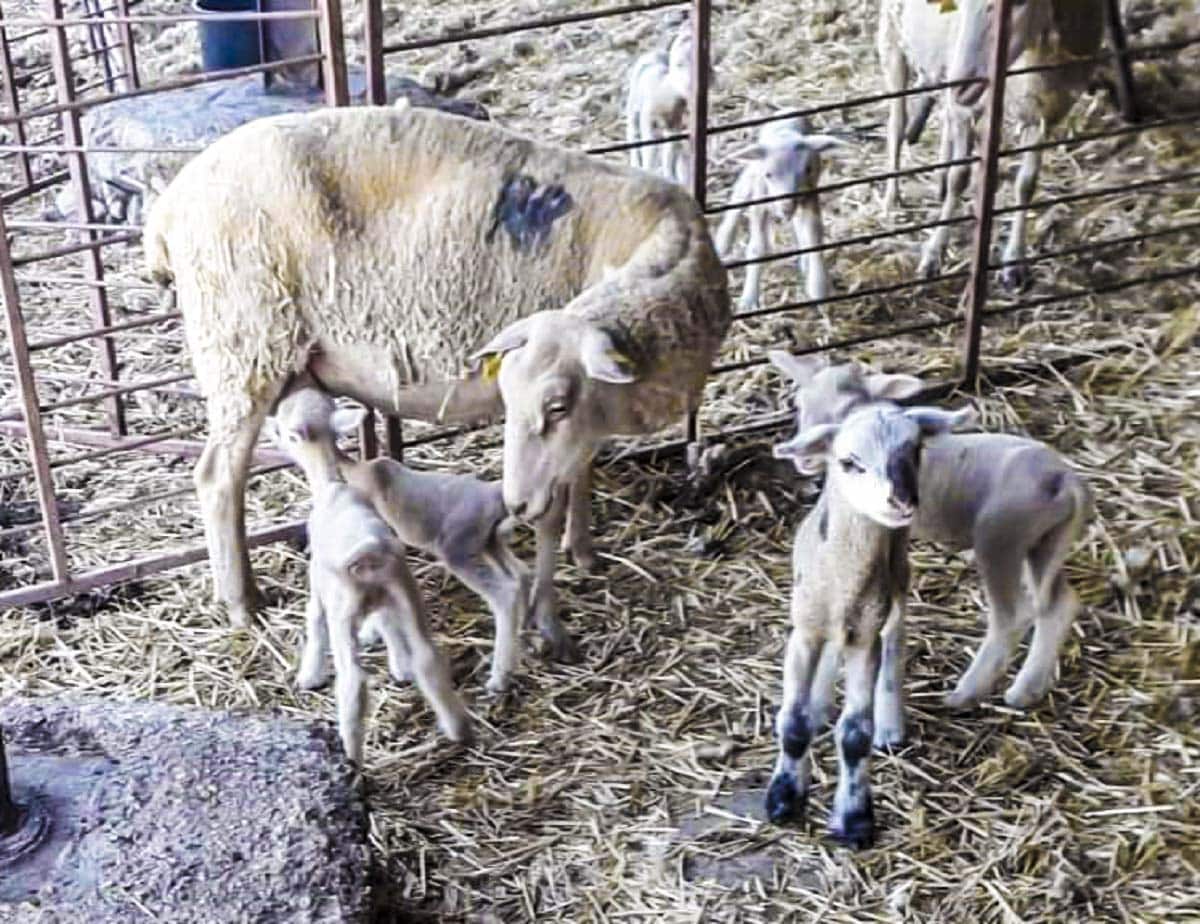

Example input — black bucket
[194,0,262,73]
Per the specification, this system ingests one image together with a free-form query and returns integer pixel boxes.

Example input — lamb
[765,395,974,846]
[143,105,731,654]
[266,383,530,694]
[625,27,694,184]
[266,388,472,763]
[712,118,844,308]
[769,352,1092,711]
[879,0,1103,286]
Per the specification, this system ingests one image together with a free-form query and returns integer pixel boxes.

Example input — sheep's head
[469,311,637,523]
[264,386,363,478]
[742,133,843,221]
[768,351,927,456]
[773,402,975,528]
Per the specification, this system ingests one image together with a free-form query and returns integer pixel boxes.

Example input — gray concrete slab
[0,696,368,923]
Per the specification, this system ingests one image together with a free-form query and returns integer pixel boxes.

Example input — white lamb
[143,105,731,654]
[266,383,530,694]
[769,352,1092,712]
[267,389,472,763]
[713,117,844,308]
[625,28,694,184]
[766,393,974,846]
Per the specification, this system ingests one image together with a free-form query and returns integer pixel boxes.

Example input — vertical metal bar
[1104,0,1138,123]
[0,727,17,836]
[46,0,126,435]
[84,0,117,93]
[960,0,1012,390]
[364,0,386,105]
[113,0,139,90]
[316,0,348,106]
[0,7,34,191]
[0,209,71,583]
[684,0,710,449]
[257,0,271,92]
[384,415,403,461]
[358,410,378,461]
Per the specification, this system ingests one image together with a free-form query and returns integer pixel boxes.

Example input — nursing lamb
[143,105,730,650]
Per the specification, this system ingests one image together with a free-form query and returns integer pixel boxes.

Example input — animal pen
[1,0,1198,919]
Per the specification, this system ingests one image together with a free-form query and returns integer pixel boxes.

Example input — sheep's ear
[768,349,827,385]
[773,422,839,461]
[581,327,637,384]
[800,134,847,153]
[728,143,767,162]
[331,406,367,437]
[864,372,925,402]
[467,315,538,379]
[904,404,976,436]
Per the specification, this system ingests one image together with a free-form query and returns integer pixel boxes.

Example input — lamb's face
[476,312,637,524]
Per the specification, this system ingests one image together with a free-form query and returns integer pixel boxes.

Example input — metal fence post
[46,0,126,436]
[1104,0,1139,123]
[364,0,385,106]
[960,0,1012,390]
[684,0,711,453]
[0,7,33,191]
[0,208,71,583]
[316,0,348,106]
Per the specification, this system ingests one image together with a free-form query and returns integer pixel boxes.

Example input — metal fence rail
[1,0,1196,608]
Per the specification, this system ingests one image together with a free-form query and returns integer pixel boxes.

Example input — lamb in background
[268,382,530,694]
[879,0,1104,286]
[769,352,1092,712]
[266,388,472,764]
[143,105,730,654]
[625,26,694,185]
[713,117,844,308]
[766,393,974,846]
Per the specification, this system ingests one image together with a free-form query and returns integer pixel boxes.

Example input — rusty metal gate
[1,0,1195,608]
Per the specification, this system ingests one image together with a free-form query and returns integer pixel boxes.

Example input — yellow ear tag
[607,350,634,374]
[938,0,957,12]
[481,352,504,382]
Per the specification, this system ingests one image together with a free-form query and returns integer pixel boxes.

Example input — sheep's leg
[713,207,741,258]
[946,523,1028,710]
[765,627,824,823]
[626,98,643,169]
[639,109,657,175]
[1006,513,1081,708]
[999,143,1041,291]
[532,493,580,663]
[873,597,907,749]
[935,109,953,200]
[791,197,829,302]
[807,642,840,733]
[882,46,908,213]
[917,104,973,279]
[828,639,880,849]
[327,600,368,764]
[363,606,412,684]
[561,465,596,572]
[738,206,768,312]
[194,402,273,627]
[674,144,691,187]
[445,553,523,694]
[386,568,473,744]
[296,589,331,690]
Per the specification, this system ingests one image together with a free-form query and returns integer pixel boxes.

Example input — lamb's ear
[467,315,539,379]
[768,349,827,385]
[864,372,925,402]
[904,404,976,436]
[800,134,848,153]
[331,406,368,437]
[581,326,637,385]
[727,143,767,162]
[773,422,839,462]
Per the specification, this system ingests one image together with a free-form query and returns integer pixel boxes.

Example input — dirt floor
[1,0,1198,921]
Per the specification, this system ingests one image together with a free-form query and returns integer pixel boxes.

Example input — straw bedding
[1,0,1197,920]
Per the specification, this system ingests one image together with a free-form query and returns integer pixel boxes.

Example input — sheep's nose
[508,500,527,519]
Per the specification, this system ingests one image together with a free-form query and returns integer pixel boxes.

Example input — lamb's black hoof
[828,796,875,849]
[765,773,806,824]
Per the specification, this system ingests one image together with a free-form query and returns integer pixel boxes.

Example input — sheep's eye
[839,457,864,474]
[545,402,569,421]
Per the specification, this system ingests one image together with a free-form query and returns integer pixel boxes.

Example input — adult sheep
[143,105,731,654]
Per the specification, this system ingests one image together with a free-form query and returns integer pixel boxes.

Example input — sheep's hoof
[1003,677,1049,711]
[999,263,1029,292]
[829,796,875,849]
[943,687,981,711]
[916,254,941,280]
[485,674,511,696]
[444,715,475,747]
[569,544,599,573]
[295,668,330,692]
[765,772,806,824]
[737,295,760,313]
[873,724,906,752]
